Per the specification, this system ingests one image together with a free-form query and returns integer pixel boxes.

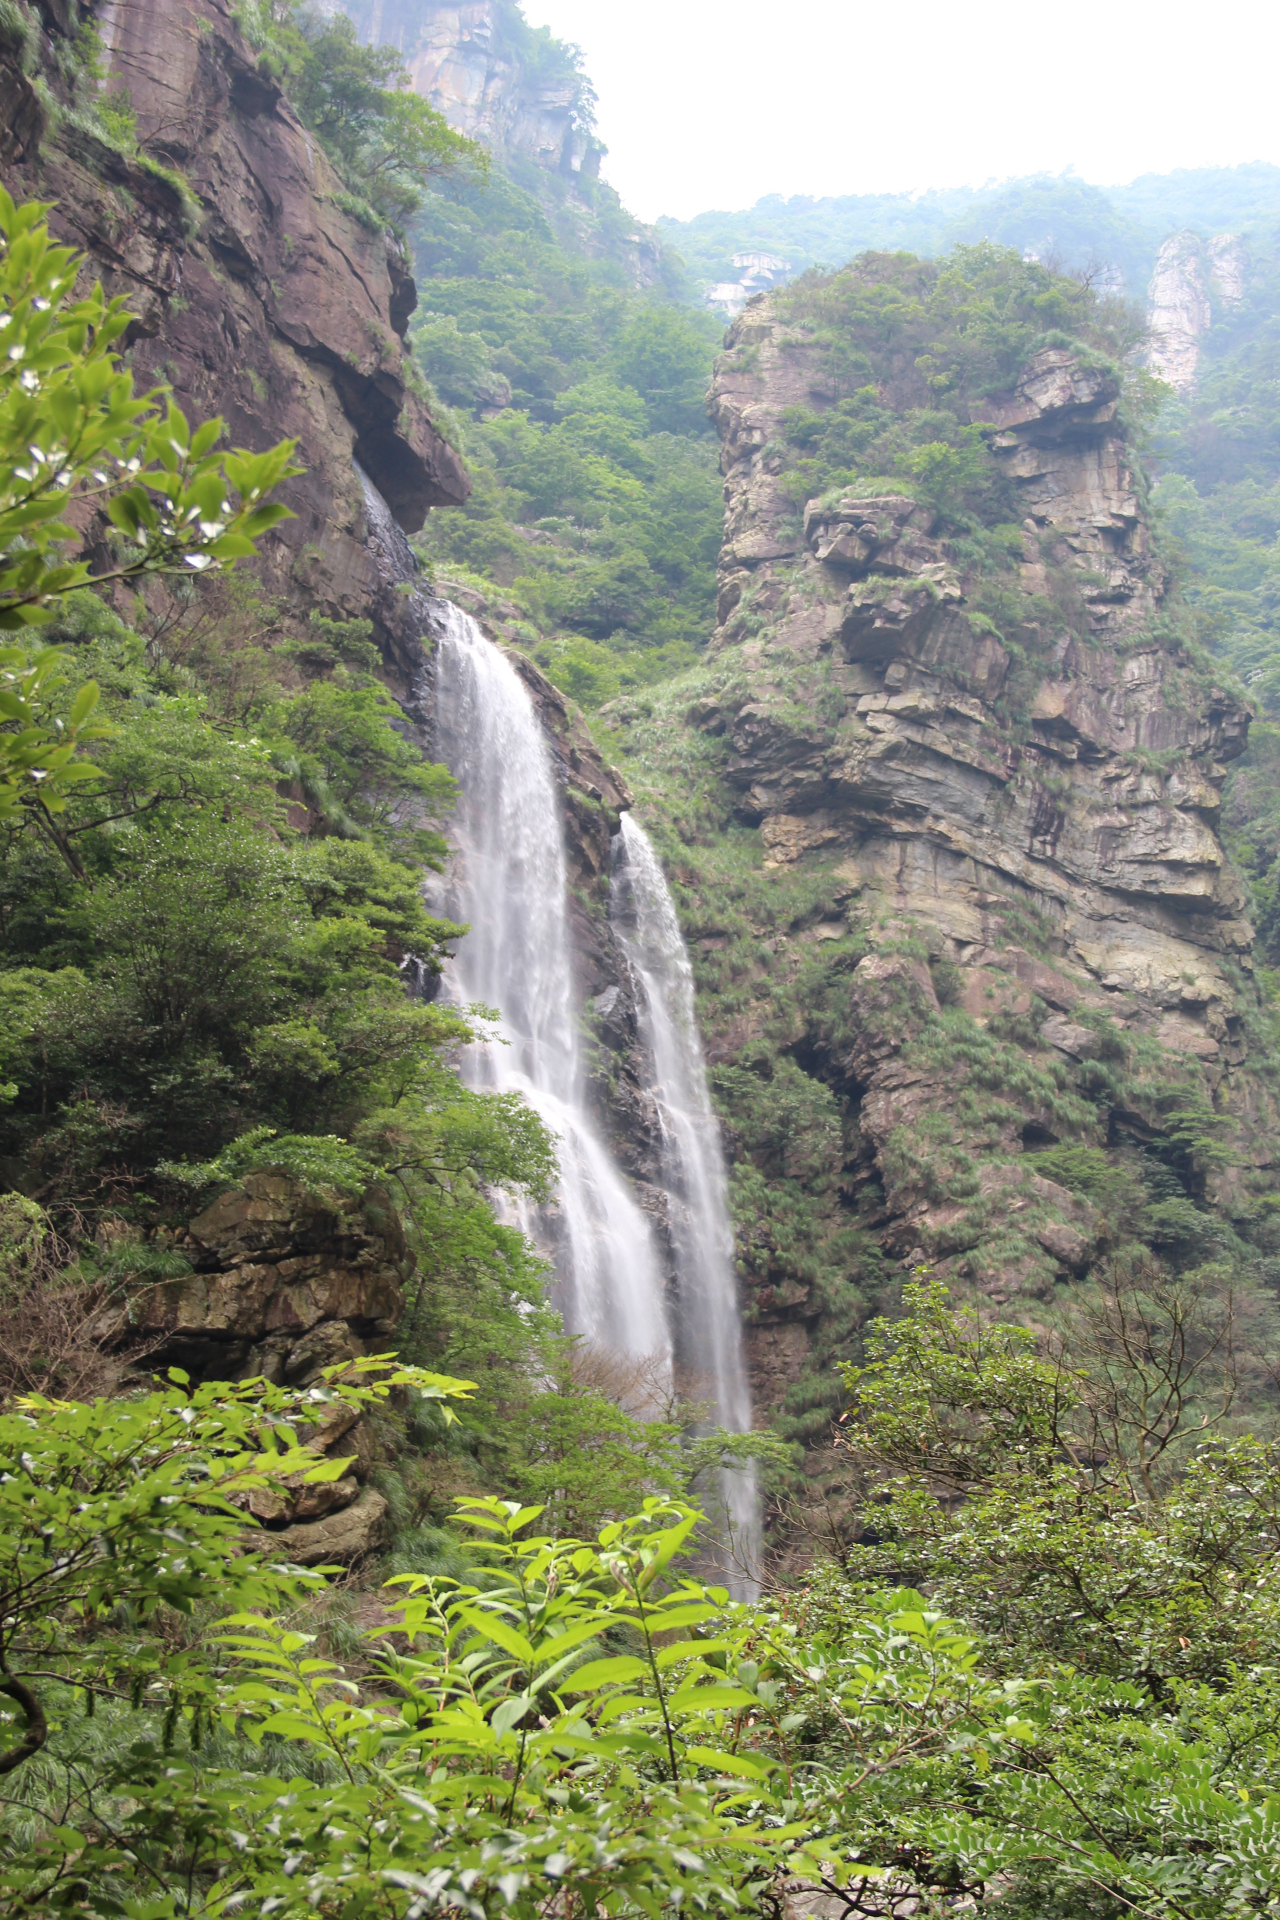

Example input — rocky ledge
[88,1172,408,1559]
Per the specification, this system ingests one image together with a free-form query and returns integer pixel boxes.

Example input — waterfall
[431,602,672,1370]
[355,462,756,1583]
[611,816,761,1598]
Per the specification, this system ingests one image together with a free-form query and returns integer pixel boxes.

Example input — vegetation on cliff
[408,161,725,700]
[8,2,1280,1911]
[0,195,689,1562]
[592,240,1280,1535]
[242,4,488,227]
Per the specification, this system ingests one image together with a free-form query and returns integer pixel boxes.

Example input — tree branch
[0,1672,47,1776]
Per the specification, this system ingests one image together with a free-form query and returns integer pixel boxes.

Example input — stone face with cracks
[706,310,1253,1018]
[91,1173,408,1381]
[692,282,1280,1421]
[2,0,469,647]
[88,1172,407,1540]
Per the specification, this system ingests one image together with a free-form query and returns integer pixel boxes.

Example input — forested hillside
[662,163,1280,301]
[407,166,724,699]
[6,1,1280,1914]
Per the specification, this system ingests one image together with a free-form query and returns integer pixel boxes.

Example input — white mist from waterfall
[611,816,762,1598]
[431,602,671,1369]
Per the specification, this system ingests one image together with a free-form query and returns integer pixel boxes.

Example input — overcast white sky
[522,0,1280,223]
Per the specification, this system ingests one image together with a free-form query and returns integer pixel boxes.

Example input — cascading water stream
[355,462,756,1584]
[430,601,672,1369]
[610,817,762,1597]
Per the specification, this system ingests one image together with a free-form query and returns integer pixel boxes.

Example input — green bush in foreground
[7,1330,1280,1918]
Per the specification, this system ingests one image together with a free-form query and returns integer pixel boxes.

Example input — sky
[522,0,1280,224]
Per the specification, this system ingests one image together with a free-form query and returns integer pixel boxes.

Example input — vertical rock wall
[622,272,1280,1449]
[340,0,604,181]
[322,0,664,284]
[1147,229,1247,393]
[3,0,469,646]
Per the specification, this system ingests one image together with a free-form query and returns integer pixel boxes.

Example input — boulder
[273,1487,389,1567]
[92,1176,407,1382]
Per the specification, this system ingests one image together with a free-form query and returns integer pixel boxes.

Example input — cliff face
[91,1172,407,1561]
[1147,230,1247,393]
[709,320,1252,1012]
[327,0,662,284]
[614,271,1280,1447]
[337,0,603,182]
[2,0,468,649]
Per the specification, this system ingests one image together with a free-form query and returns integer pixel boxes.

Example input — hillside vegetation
[6,2,1280,1915]
[661,162,1280,301]
[407,165,725,700]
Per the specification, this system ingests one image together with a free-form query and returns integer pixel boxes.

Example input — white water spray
[611,816,761,1597]
[431,602,672,1368]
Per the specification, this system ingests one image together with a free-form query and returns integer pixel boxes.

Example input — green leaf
[68,681,100,728]
[685,1746,776,1779]
[490,1693,531,1737]
[666,1683,760,1713]
[655,1638,732,1670]
[562,1655,650,1692]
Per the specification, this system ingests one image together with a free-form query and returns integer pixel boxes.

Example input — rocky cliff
[1,0,468,655]
[607,259,1280,1481]
[1147,229,1247,392]
[91,1172,409,1559]
[334,0,603,183]
[708,324,1252,1007]
[325,0,662,284]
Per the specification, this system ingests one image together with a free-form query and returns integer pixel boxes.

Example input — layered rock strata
[92,1171,408,1381]
[91,1172,407,1560]
[709,320,1252,1021]
[674,284,1279,1415]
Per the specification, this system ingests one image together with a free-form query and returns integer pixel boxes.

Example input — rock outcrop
[341,0,603,182]
[631,271,1280,1430]
[92,1172,409,1382]
[708,317,1252,1016]
[2,0,469,652]
[1147,230,1247,393]
[90,1172,407,1559]
[326,0,663,284]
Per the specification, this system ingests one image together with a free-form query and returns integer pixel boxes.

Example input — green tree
[836,1275,1280,1684]
[0,1357,471,1778]
[611,306,718,435]
[270,6,486,225]
[0,192,297,823]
